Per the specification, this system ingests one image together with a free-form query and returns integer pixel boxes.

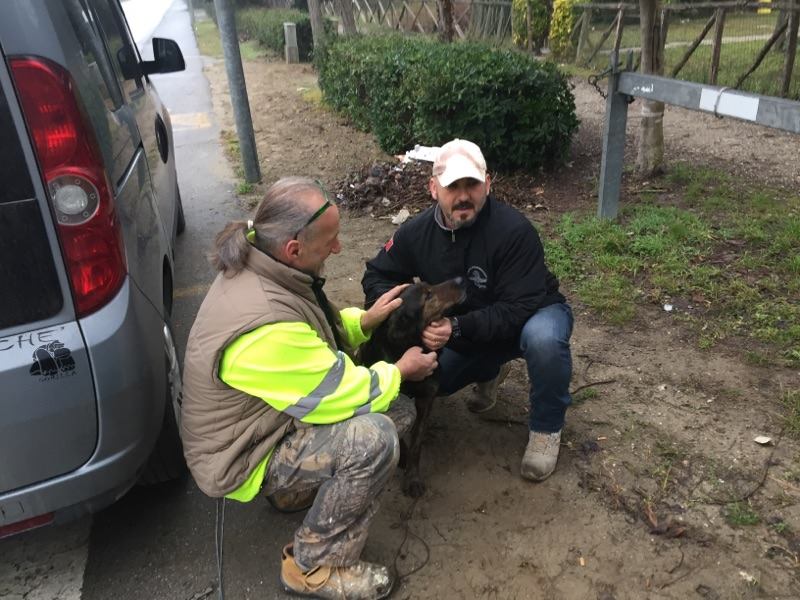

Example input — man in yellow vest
[181,177,437,599]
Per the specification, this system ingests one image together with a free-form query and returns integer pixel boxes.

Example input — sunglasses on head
[292,181,332,240]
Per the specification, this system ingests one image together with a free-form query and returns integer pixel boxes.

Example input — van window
[0,85,63,329]
[64,0,124,110]
[87,0,144,99]
[0,86,33,204]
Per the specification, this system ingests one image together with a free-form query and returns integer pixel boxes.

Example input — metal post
[597,53,630,220]
[213,0,261,184]
[188,0,196,31]
[284,22,300,63]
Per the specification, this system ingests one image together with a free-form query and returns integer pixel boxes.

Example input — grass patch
[236,181,254,195]
[300,85,324,106]
[573,387,599,405]
[771,519,790,534]
[220,130,261,200]
[782,389,800,439]
[650,439,685,493]
[546,164,800,366]
[194,18,266,60]
[724,501,761,526]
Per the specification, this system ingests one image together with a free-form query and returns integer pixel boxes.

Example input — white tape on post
[699,88,759,121]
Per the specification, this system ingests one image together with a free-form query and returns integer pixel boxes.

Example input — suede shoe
[466,363,512,414]
[280,543,394,599]
[521,430,562,482]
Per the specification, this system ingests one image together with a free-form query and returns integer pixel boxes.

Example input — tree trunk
[438,0,455,42]
[539,0,554,52]
[636,0,665,177]
[335,0,358,34]
[308,0,326,54]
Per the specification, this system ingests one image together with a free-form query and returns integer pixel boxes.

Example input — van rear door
[0,53,97,496]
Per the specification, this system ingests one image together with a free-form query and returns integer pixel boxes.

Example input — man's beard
[448,201,478,229]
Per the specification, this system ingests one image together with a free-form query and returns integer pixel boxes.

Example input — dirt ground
[204,56,800,598]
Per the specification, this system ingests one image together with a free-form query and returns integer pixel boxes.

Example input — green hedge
[317,35,579,172]
[237,7,331,62]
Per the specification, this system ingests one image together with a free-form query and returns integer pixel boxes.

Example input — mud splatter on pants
[262,395,416,570]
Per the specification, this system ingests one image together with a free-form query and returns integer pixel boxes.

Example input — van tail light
[9,57,126,318]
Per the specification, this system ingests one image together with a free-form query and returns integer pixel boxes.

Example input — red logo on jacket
[384,236,394,252]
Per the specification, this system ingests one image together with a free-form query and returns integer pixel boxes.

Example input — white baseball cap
[432,139,487,187]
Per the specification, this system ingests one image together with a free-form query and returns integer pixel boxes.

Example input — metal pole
[187,0,196,31]
[213,0,261,183]
[597,52,630,220]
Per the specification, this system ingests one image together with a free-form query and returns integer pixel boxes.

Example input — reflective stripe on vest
[283,352,346,420]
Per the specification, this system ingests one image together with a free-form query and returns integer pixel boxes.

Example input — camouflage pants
[262,395,416,570]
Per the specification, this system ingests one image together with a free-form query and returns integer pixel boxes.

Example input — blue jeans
[438,302,574,433]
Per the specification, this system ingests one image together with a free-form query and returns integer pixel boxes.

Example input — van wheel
[176,184,186,236]
[139,322,186,485]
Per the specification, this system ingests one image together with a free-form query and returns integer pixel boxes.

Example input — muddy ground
[202,54,800,599]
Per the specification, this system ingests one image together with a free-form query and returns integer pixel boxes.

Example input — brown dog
[360,278,466,497]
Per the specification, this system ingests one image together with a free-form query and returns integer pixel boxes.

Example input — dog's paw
[403,477,426,498]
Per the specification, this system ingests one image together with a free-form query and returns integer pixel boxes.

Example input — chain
[588,65,635,104]
[588,66,614,100]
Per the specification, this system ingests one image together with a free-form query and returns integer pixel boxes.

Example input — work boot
[280,543,394,600]
[521,430,562,482]
[266,487,317,513]
[466,363,512,414]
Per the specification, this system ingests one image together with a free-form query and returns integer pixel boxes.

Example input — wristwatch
[448,317,461,339]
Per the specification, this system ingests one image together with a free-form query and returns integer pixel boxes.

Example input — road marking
[169,112,212,131]
[175,283,211,299]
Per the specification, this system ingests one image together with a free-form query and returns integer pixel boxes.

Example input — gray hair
[209,177,325,274]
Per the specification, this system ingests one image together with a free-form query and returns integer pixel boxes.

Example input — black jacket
[362,195,564,351]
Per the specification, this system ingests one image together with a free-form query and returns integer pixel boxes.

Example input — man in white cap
[362,138,573,482]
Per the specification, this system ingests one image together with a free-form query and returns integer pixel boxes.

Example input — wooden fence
[321,0,513,41]
[573,1,799,99]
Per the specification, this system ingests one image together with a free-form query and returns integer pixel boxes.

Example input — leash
[215,497,226,600]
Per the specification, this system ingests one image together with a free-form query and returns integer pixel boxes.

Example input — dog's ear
[390,285,424,335]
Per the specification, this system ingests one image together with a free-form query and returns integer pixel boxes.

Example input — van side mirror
[141,38,185,75]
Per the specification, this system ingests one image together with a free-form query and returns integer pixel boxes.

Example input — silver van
[0,0,186,537]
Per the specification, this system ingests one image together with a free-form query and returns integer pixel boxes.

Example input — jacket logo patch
[29,340,76,380]
[467,266,488,290]
[384,236,394,252]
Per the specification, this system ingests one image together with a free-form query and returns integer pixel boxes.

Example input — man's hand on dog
[422,318,452,351]
[395,346,438,381]
[360,284,410,333]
